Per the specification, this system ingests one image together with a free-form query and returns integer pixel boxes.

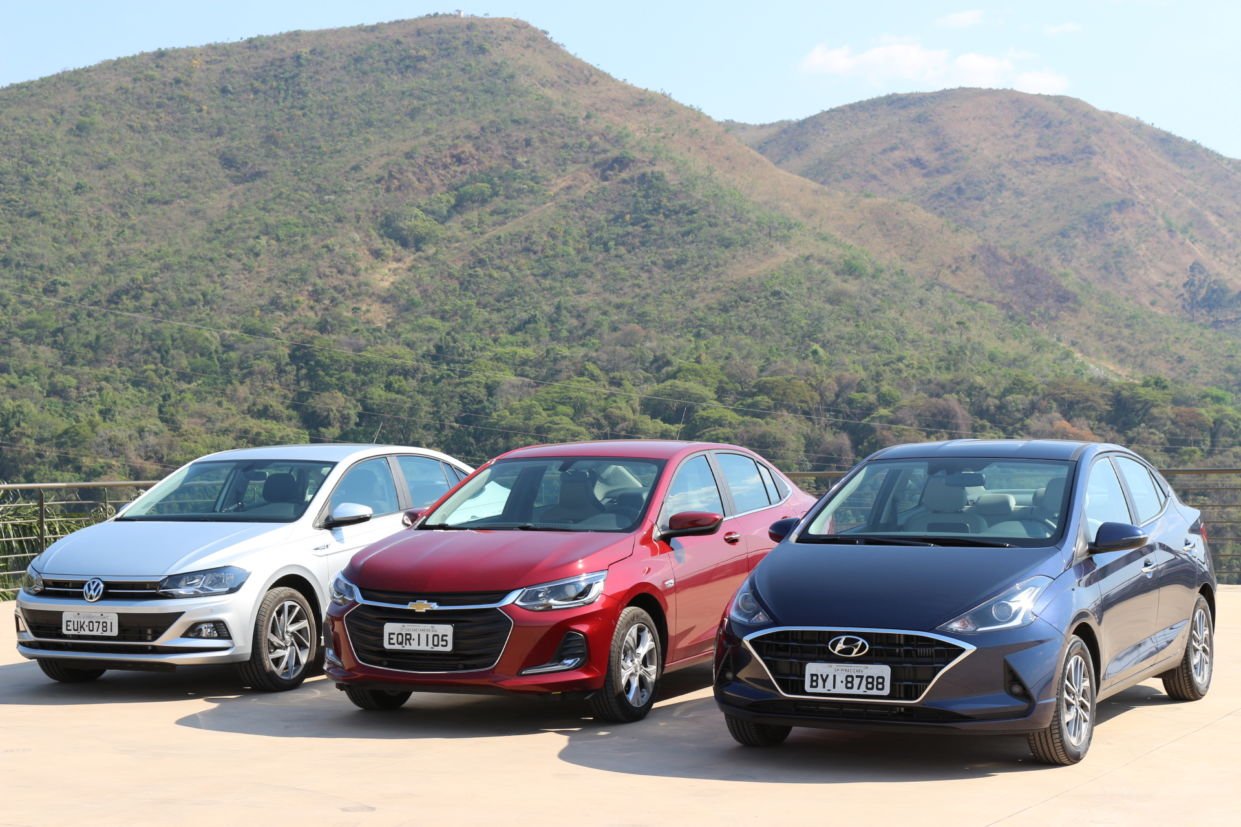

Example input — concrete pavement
[2,589,1238,826]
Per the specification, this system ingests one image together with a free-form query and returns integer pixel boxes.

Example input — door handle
[1141,558,1156,575]
[1183,538,1196,552]
[723,532,742,545]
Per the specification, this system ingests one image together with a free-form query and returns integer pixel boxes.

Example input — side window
[756,463,780,504]
[330,457,400,516]
[661,455,724,525]
[1083,460,1133,538]
[892,466,929,513]
[715,453,772,513]
[397,455,452,509]
[446,463,467,483]
[1114,457,1164,524]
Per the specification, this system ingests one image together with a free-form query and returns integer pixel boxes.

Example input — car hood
[33,520,297,577]
[348,529,636,593]
[751,542,1063,631]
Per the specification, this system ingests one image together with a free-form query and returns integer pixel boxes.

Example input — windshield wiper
[798,534,935,546]
[417,522,468,530]
[921,536,1015,548]
[509,524,578,532]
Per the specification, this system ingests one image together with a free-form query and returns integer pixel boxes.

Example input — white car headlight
[330,572,361,606]
[728,578,771,626]
[22,565,44,595]
[938,577,1051,634]
[514,572,607,611]
[158,566,249,598]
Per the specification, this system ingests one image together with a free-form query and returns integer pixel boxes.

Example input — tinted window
[397,455,452,508]
[662,455,724,523]
[331,457,400,516]
[1084,459,1133,537]
[1114,456,1164,524]
[716,453,771,513]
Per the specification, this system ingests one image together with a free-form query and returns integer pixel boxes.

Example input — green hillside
[1,16,1239,483]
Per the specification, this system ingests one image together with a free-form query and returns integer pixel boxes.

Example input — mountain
[1,17,1239,484]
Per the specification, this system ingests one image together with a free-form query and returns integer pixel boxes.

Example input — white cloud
[1045,22,1083,35]
[937,10,985,28]
[800,39,1070,95]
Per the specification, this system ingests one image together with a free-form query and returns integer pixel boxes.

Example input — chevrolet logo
[407,600,438,612]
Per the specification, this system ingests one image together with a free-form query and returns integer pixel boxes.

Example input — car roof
[494,440,748,462]
[191,443,468,467]
[867,439,1122,463]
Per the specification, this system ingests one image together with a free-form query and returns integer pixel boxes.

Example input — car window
[715,453,771,513]
[331,457,400,516]
[1083,459,1133,538]
[661,455,724,525]
[397,455,453,509]
[1114,456,1164,524]
[118,459,334,523]
[755,463,780,504]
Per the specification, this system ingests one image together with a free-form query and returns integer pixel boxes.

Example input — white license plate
[383,623,453,651]
[62,612,119,637]
[804,662,891,696]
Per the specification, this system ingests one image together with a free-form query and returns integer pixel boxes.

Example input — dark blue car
[714,440,1216,764]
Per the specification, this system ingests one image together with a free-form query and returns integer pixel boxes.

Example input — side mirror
[402,508,425,528]
[1089,522,1149,553]
[325,502,374,529]
[658,511,723,542]
[768,517,800,543]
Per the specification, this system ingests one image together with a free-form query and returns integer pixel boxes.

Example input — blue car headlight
[330,572,361,606]
[728,578,772,626]
[158,566,249,598]
[938,576,1051,634]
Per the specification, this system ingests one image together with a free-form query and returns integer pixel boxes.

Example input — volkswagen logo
[82,578,105,603]
[828,634,869,658]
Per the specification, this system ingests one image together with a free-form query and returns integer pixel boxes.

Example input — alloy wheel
[1061,652,1093,748]
[618,621,658,708]
[1190,606,1212,686]
[266,599,312,680]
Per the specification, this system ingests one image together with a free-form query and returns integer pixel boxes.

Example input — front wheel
[588,607,661,723]
[345,686,412,711]
[1162,595,1213,701]
[725,714,791,747]
[38,660,105,683]
[237,587,317,692]
[1028,635,1095,765]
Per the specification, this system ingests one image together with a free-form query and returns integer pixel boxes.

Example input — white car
[15,444,472,690]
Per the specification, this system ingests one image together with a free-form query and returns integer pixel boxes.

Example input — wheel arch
[625,590,669,666]
[1199,584,1216,622]
[267,572,324,636]
[1070,618,1101,682]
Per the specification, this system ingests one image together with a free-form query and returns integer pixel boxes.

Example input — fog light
[186,621,231,640]
[324,632,342,667]
[14,610,28,634]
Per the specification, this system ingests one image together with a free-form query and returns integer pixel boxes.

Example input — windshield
[118,459,336,523]
[801,458,1073,547]
[422,457,665,532]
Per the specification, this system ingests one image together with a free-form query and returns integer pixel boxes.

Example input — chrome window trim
[343,600,517,675]
[742,625,976,705]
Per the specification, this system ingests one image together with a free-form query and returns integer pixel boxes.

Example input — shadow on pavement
[0,659,249,705]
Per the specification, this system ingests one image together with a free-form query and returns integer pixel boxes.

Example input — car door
[313,456,407,586]
[1080,456,1164,688]
[656,453,748,663]
[713,452,784,571]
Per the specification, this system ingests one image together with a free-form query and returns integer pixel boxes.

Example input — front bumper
[14,591,252,669]
[326,592,622,695]
[713,617,1066,735]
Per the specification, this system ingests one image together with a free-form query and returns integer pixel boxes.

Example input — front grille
[748,629,966,701]
[40,578,166,600]
[749,699,969,724]
[358,588,512,607]
[345,604,511,672]
[21,609,183,643]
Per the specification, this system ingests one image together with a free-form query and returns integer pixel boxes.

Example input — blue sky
[3,1,1238,157]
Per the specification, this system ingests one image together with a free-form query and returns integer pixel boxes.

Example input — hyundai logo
[828,634,869,658]
[82,578,105,603]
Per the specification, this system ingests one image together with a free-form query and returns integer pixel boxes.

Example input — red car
[325,440,814,721]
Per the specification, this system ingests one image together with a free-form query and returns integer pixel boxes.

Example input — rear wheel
[37,660,105,683]
[344,686,412,711]
[1162,595,1213,701]
[725,714,791,747]
[1028,636,1095,765]
[588,607,661,723]
[237,587,317,692]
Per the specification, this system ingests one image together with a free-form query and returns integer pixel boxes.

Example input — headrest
[263,473,299,504]
[974,493,1016,516]
[1042,478,1068,513]
[923,478,967,512]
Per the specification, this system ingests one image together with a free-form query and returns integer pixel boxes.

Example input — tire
[1162,595,1213,701]
[37,660,105,683]
[588,606,662,723]
[1028,636,1096,765]
[725,713,791,747]
[344,686,412,711]
[237,587,317,692]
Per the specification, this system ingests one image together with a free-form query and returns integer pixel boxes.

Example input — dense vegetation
[2,15,1240,486]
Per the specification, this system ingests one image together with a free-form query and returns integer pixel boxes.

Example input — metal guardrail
[1,470,1238,598]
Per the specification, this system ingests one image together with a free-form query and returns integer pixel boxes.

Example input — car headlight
[158,566,249,598]
[330,572,361,606]
[21,565,44,595]
[514,571,607,611]
[728,578,772,626]
[938,576,1051,634]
